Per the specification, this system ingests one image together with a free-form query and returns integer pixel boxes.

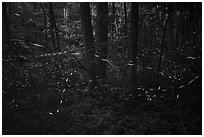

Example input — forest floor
[2,77,202,135]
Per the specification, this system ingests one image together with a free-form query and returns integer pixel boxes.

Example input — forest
[2,2,202,135]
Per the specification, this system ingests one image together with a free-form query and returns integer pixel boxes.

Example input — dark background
[2,2,202,135]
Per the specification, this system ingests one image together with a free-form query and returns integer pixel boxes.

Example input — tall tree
[96,2,108,79]
[129,2,139,93]
[174,14,180,62]
[180,9,185,50]
[53,12,60,52]
[187,4,193,55]
[139,4,143,42]
[170,18,174,49]
[40,2,48,48]
[2,2,10,47]
[49,2,60,52]
[8,3,11,26]
[112,2,116,36]
[191,4,196,51]
[156,3,171,88]
[49,2,57,52]
[79,3,96,90]
[124,2,127,36]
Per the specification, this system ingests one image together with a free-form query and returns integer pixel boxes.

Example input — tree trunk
[180,11,185,50]
[175,18,179,62]
[191,4,196,50]
[96,3,109,79]
[155,3,171,88]
[49,2,57,52]
[187,6,193,56]
[53,11,61,52]
[124,2,127,36]
[21,3,26,27]
[170,19,174,49]
[2,2,10,47]
[129,2,139,93]
[8,3,11,26]
[112,2,116,37]
[139,4,142,41]
[40,3,48,48]
[79,3,96,83]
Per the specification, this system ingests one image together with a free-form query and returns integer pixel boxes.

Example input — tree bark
[187,5,193,56]
[156,3,171,88]
[8,3,11,26]
[180,11,185,50]
[170,19,174,49]
[53,12,61,52]
[40,3,48,48]
[2,2,10,47]
[129,2,139,93]
[49,2,57,52]
[21,3,26,27]
[139,4,142,41]
[191,4,196,50]
[80,3,96,80]
[96,2,109,79]
[174,12,180,62]
[49,3,60,52]
[112,2,116,37]
[124,2,127,36]
[175,19,179,62]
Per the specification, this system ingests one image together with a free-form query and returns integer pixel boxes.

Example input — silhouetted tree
[156,3,171,88]
[124,2,127,36]
[49,3,57,52]
[3,2,10,47]
[96,2,108,79]
[129,2,139,93]
[80,3,96,91]
[40,2,48,48]
[49,2,60,52]
[112,2,116,36]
